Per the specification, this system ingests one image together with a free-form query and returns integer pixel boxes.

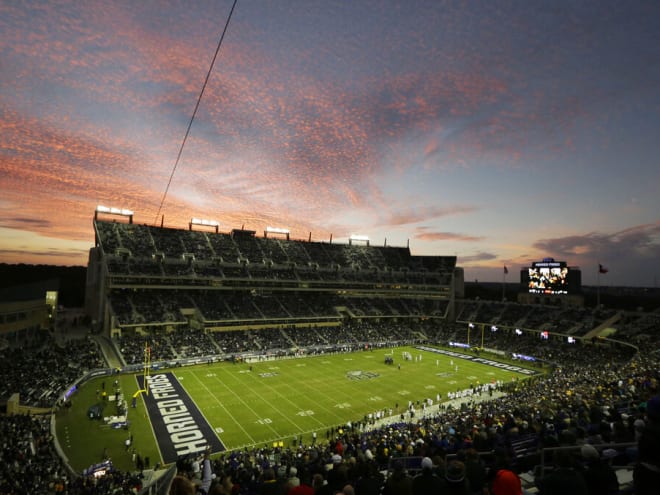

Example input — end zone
[136,372,225,463]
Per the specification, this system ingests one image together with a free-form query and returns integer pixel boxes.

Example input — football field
[138,345,538,463]
[56,345,540,471]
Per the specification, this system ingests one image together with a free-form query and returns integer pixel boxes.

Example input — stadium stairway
[92,334,125,368]
[583,311,623,340]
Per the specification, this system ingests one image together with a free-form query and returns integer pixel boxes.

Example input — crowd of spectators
[105,318,660,495]
[96,220,456,287]
[114,315,642,371]
[456,300,619,338]
[96,219,456,343]
[118,332,177,366]
[0,336,104,408]
[115,321,432,365]
[107,289,451,330]
[0,413,145,495]
[167,340,658,495]
[1,312,659,494]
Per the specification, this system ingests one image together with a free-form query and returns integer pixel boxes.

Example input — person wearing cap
[580,444,618,495]
[536,450,588,495]
[489,468,522,495]
[412,457,443,494]
[286,466,300,488]
[439,460,470,494]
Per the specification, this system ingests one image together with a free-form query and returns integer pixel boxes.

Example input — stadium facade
[85,214,463,338]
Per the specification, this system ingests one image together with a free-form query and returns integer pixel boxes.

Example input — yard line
[215,366,314,432]
[244,368,334,427]
[187,369,258,444]
[279,362,359,420]
[245,358,343,427]
[285,353,386,405]
[202,370,284,438]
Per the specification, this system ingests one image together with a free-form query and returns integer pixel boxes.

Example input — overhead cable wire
[154,0,239,226]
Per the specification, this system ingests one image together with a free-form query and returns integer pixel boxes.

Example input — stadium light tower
[349,234,369,246]
[190,218,219,234]
[95,205,134,224]
[264,226,290,241]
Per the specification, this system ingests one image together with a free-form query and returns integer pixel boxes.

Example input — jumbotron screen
[528,260,569,295]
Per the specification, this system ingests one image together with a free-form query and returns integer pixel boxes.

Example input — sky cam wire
[154,0,239,226]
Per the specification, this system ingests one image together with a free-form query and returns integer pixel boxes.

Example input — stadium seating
[0,309,658,494]
[0,219,657,493]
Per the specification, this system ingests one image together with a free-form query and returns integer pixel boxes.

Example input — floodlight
[266,226,290,234]
[190,218,219,233]
[95,205,134,223]
[191,218,219,227]
[264,226,290,240]
[349,234,370,246]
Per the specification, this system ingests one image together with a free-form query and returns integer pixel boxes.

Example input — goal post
[133,342,151,398]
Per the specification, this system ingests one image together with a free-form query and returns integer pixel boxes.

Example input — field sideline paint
[137,372,225,463]
[415,346,539,376]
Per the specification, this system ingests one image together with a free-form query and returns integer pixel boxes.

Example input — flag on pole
[503,265,508,275]
[598,264,608,274]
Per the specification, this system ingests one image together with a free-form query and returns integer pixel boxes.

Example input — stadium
[0,208,658,495]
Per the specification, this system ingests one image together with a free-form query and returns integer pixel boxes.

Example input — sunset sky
[1,0,658,287]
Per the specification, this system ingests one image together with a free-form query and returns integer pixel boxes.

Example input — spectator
[170,475,196,495]
[537,451,588,495]
[412,456,443,494]
[342,484,355,495]
[382,461,413,495]
[464,448,487,494]
[634,395,660,495]
[259,468,281,495]
[489,468,522,495]
[441,460,470,494]
[580,444,618,495]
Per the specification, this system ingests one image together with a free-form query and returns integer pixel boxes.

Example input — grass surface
[56,345,538,472]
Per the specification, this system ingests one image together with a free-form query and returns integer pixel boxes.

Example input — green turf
[56,345,539,471]
[55,374,162,473]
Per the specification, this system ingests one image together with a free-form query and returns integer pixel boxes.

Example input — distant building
[0,280,58,348]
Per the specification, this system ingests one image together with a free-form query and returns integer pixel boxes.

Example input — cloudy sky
[1,0,658,286]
